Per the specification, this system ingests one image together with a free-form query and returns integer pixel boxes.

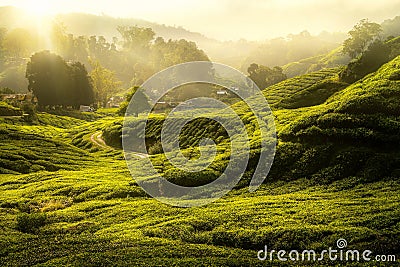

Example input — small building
[153,101,172,112]
[79,105,93,112]
[107,96,124,108]
[217,90,228,95]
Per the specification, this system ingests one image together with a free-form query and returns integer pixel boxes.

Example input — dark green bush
[0,102,23,116]
[22,103,38,124]
[148,141,163,155]
[339,41,390,83]
[16,212,47,233]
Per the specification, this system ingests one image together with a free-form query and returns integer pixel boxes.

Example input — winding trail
[90,130,148,159]
[90,131,112,149]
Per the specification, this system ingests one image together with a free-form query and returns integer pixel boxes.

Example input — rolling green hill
[1,57,400,265]
[101,57,400,188]
[0,113,96,174]
[282,46,350,78]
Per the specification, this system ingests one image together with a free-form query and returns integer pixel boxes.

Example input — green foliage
[26,51,94,108]
[0,101,22,116]
[148,141,163,155]
[89,59,122,107]
[0,87,14,94]
[102,121,123,148]
[22,102,37,123]
[3,28,37,58]
[16,212,47,233]
[0,113,96,174]
[117,26,155,51]
[247,63,287,89]
[338,21,400,83]
[50,23,210,89]
[0,172,398,265]
[2,32,400,265]
[277,79,348,109]
[273,56,400,185]
[342,19,382,59]
[263,67,341,108]
[282,46,350,78]
[340,40,390,83]
[117,86,150,116]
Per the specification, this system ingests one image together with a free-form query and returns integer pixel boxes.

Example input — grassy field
[1,58,400,266]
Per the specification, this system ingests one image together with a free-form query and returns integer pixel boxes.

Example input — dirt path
[90,131,112,149]
[133,152,148,159]
[89,130,148,158]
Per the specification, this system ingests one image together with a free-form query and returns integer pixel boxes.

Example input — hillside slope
[273,56,400,183]
[1,58,400,266]
[282,46,350,78]
[100,58,400,189]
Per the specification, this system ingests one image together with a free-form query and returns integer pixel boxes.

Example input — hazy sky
[1,0,399,40]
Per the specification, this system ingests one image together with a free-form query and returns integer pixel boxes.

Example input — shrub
[339,41,390,83]
[0,101,23,116]
[22,102,38,124]
[148,141,163,155]
[16,212,47,233]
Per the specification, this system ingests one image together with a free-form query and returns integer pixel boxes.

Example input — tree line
[0,23,210,107]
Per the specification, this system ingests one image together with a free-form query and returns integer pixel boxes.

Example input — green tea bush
[16,212,47,234]
[164,168,219,187]
[278,80,348,109]
[22,103,38,124]
[102,123,122,148]
[148,141,163,155]
[0,101,22,116]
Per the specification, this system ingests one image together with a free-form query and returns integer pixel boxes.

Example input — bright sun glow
[18,0,56,16]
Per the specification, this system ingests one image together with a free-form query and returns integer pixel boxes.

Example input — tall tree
[89,59,122,107]
[118,86,150,116]
[0,27,7,66]
[117,26,155,52]
[247,63,286,89]
[343,19,382,59]
[26,51,70,107]
[3,28,36,59]
[26,51,94,108]
[70,62,95,108]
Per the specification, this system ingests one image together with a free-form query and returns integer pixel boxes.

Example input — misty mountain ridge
[0,6,399,72]
[0,6,350,69]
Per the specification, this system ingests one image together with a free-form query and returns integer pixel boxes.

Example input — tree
[0,87,14,94]
[343,19,382,59]
[0,27,7,66]
[0,65,28,93]
[89,59,122,107]
[247,63,286,89]
[117,26,155,52]
[339,40,390,83]
[118,86,150,116]
[26,51,94,108]
[51,22,89,64]
[3,28,36,59]
[70,62,95,108]
[26,51,70,107]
